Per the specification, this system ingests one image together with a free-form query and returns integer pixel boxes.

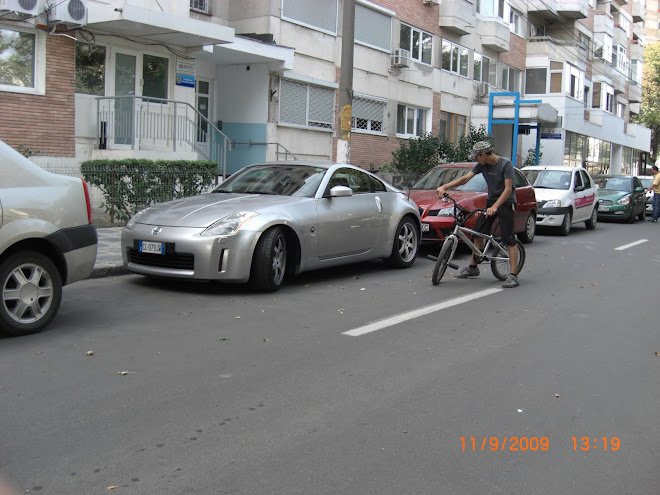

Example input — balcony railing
[96,95,232,176]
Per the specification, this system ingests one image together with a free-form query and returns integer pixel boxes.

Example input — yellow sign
[340,104,352,140]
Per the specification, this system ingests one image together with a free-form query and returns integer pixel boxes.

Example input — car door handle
[375,196,382,213]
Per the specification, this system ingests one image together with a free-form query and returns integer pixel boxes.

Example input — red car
[409,163,537,244]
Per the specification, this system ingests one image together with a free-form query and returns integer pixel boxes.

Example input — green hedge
[80,159,217,223]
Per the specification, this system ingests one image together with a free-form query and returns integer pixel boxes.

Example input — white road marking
[614,239,648,251]
[342,287,503,337]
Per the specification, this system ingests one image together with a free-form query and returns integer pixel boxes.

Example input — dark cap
[652,165,659,171]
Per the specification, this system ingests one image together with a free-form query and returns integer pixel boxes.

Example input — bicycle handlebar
[440,193,486,223]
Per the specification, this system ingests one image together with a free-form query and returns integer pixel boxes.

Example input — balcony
[594,12,614,37]
[611,66,627,93]
[633,23,645,42]
[631,1,645,22]
[527,0,560,20]
[527,36,583,63]
[438,0,474,35]
[630,41,644,61]
[557,0,589,19]
[592,57,613,78]
[628,81,642,103]
[479,18,510,52]
[613,25,629,46]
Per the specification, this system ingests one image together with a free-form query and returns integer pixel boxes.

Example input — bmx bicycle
[428,194,525,285]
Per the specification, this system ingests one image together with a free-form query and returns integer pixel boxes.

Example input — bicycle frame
[449,224,510,264]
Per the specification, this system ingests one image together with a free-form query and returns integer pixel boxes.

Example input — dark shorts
[474,201,516,246]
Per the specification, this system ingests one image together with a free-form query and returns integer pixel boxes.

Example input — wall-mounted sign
[176,58,196,88]
[541,128,562,140]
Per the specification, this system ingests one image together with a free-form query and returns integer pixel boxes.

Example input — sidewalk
[90,227,127,279]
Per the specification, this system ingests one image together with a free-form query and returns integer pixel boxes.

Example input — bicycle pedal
[427,254,438,262]
[447,262,459,270]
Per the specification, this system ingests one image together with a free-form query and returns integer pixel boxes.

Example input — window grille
[280,79,334,130]
[355,4,391,51]
[352,95,386,134]
[190,0,208,13]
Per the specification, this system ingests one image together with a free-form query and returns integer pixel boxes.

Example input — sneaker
[457,265,480,278]
[502,274,519,288]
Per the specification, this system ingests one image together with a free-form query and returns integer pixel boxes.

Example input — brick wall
[377,0,440,34]
[0,34,76,156]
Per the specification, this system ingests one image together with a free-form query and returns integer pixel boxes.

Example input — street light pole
[337,0,355,164]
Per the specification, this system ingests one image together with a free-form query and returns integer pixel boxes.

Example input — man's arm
[646,175,660,194]
[437,171,476,197]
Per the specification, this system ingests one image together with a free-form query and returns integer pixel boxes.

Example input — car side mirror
[329,185,353,198]
[574,185,585,192]
[635,186,644,192]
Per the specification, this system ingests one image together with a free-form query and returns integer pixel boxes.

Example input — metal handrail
[230,141,299,161]
[96,95,232,176]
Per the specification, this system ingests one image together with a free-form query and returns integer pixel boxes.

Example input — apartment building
[0,0,651,177]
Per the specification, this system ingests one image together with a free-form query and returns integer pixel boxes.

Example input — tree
[632,42,660,164]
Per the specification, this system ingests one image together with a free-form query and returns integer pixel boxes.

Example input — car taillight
[81,179,92,224]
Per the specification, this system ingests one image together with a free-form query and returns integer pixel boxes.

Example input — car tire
[249,227,287,292]
[639,208,646,221]
[0,251,62,337]
[559,210,572,236]
[387,216,419,268]
[518,213,536,244]
[585,207,597,230]
[626,210,636,223]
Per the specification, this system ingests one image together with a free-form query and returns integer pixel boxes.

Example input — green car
[594,175,646,223]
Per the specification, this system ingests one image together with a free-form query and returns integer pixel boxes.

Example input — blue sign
[176,74,195,87]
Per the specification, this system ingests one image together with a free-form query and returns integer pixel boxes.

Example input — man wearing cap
[436,141,520,288]
[644,165,660,223]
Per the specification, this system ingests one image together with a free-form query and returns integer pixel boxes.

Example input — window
[143,54,169,100]
[592,82,615,112]
[355,4,391,51]
[613,45,629,74]
[578,33,592,60]
[500,64,521,92]
[75,43,106,96]
[509,8,523,36]
[441,40,468,77]
[477,0,506,18]
[616,101,625,118]
[396,104,427,137]
[280,79,335,130]
[0,27,44,94]
[474,53,495,85]
[352,95,386,134]
[631,59,642,84]
[549,61,563,93]
[594,36,613,63]
[400,23,432,64]
[615,13,631,37]
[438,112,467,144]
[190,0,208,13]
[282,0,338,34]
[530,22,546,37]
[568,64,584,100]
[525,68,547,94]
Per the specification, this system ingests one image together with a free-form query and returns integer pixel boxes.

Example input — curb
[88,264,130,279]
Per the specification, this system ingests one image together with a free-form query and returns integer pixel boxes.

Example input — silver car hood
[134,193,304,227]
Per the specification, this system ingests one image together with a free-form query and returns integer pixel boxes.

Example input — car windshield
[213,165,327,197]
[411,167,486,192]
[522,170,572,190]
[594,176,632,192]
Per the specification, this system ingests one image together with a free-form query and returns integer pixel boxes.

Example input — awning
[193,36,295,71]
[472,102,558,125]
[86,4,234,48]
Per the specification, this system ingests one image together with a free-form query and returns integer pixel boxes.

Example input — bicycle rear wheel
[491,239,525,281]
[432,238,455,285]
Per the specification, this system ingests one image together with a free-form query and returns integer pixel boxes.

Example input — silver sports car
[121,162,421,291]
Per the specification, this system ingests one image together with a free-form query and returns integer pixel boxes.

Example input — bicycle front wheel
[491,239,526,281]
[432,238,455,285]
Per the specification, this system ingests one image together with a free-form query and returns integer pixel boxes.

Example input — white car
[521,165,598,235]
[0,139,98,336]
[637,176,654,212]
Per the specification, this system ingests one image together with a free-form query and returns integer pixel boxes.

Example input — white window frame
[630,59,642,84]
[500,64,521,92]
[509,8,523,36]
[190,0,208,14]
[399,22,433,65]
[568,64,584,100]
[0,25,46,96]
[396,103,429,138]
[614,44,629,75]
[441,40,469,77]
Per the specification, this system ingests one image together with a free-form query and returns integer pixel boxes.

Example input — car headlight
[544,199,562,208]
[125,207,151,229]
[616,195,631,205]
[200,212,259,236]
[438,206,455,216]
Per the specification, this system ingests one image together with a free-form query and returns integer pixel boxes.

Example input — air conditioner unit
[0,0,40,20]
[479,81,490,97]
[423,0,440,4]
[47,0,87,26]
[391,49,410,69]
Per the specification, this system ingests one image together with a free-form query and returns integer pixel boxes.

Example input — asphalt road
[1,219,658,494]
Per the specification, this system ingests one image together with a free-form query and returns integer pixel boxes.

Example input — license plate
[139,240,165,254]
[421,223,430,232]
[598,205,609,212]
